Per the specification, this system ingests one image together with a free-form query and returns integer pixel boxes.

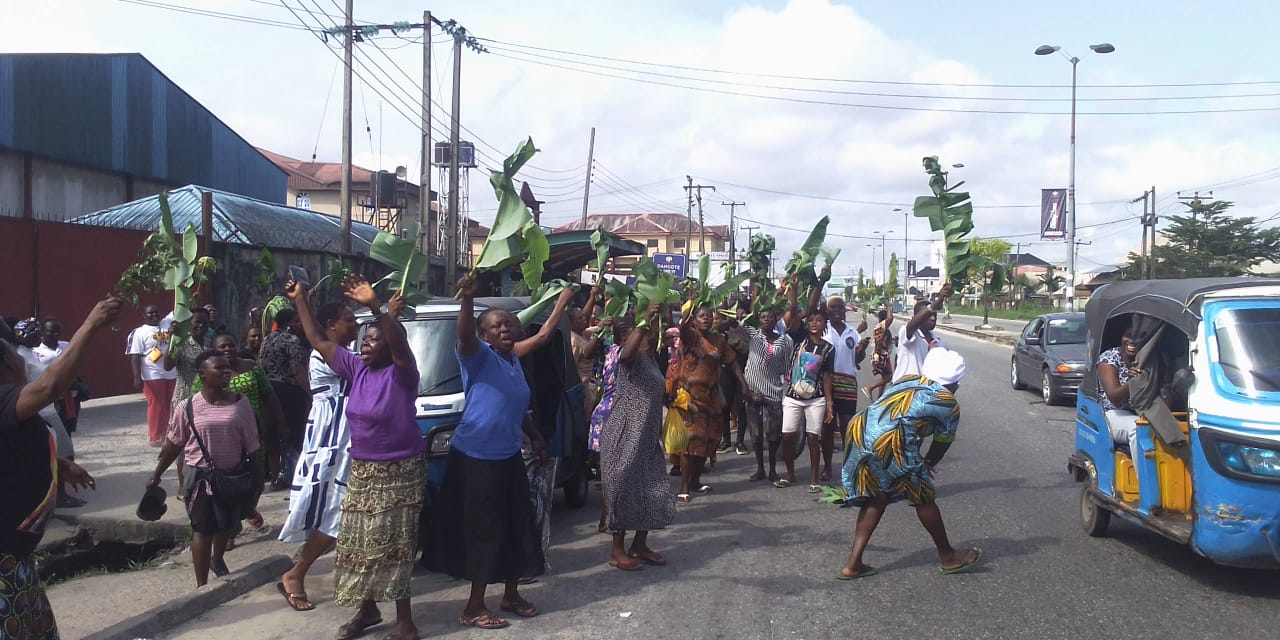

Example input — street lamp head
[1090,43,1116,54]
[951,163,965,168]
[1035,45,1060,56]
[892,207,902,212]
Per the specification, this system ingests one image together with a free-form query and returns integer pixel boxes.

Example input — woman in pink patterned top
[148,350,261,587]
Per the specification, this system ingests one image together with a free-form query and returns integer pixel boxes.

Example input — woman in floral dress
[600,309,676,570]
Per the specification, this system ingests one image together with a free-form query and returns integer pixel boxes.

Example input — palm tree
[1039,269,1065,296]
[979,262,1009,327]
[1013,273,1039,306]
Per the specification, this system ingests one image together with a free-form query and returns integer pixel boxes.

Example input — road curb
[81,554,292,640]
[932,323,1017,346]
[53,514,191,545]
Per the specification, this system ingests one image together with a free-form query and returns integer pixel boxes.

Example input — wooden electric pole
[722,201,744,264]
[420,11,433,277]
[339,0,354,255]
[683,181,715,255]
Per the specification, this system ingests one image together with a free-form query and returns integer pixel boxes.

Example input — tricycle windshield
[1210,305,1280,397]
[404,317,463,396]
[1046,317,1086,345]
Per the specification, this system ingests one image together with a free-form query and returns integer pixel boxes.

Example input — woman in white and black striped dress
[276,301,358,612]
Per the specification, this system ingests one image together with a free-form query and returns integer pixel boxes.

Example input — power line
[488,49,1280,116]
[691,176,1131,210]
[482,36,1280,90]
[482,43,1280,104]
[118,0,314,30]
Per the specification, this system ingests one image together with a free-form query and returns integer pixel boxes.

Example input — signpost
[653,252,687,279]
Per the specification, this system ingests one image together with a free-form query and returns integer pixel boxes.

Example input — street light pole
[895,207,906,303]
[1037,42,1114,312]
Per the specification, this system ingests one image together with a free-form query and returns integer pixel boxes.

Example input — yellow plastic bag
[663,405,688,455]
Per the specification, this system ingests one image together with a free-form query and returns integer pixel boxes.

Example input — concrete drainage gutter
[81,554,292,640]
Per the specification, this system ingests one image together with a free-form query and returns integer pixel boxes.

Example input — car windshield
[1046,318,1086,345]
[1213,307,1280,394]
[404,317,463,396]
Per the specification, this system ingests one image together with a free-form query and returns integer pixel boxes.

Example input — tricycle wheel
[563,469,589,509]
[1080,480,1111,537]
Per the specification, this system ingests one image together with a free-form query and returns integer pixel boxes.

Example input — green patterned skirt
[333,455,426,606]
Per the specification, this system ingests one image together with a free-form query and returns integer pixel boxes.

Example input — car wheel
[1011,358,1027,390]
[1081,474,1111,537]
[1042,370,1059,405]
[563,469,589,509]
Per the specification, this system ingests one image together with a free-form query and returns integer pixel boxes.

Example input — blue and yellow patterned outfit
[841,375,959,507]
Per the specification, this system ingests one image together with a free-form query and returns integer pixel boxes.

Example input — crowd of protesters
[0,257,979,638]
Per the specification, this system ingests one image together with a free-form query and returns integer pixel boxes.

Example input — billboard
[1041,188,1068,240]
[652,252,687,278]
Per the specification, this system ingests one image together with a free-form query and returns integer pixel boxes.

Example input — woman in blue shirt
[430,275,574,630]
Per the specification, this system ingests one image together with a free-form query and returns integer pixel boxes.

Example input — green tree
[1123,199,1280,278]
[1039,267,1065,296]
[1012,272,1038,304]
[977,262,1008,326]
[884,253,901,300]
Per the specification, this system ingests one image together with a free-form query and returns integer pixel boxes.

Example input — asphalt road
[163,331,1280,640]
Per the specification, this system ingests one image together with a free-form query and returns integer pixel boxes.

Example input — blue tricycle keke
[1068,277,1280,568]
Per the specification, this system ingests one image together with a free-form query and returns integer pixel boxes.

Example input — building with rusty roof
[553,212,728,258]
[256,147,435,234]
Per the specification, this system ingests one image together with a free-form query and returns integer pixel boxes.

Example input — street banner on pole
[652,252,687,278]
[907,259,917,277]
[1041,189,1068,240]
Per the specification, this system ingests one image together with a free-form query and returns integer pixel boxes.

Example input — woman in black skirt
[430,275,574,630]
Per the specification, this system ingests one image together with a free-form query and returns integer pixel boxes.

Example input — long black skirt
[429,449,545,584]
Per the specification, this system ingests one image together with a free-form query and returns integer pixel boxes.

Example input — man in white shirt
[126,306,177,446]
[894,284,952,382]
[822,296,869,480]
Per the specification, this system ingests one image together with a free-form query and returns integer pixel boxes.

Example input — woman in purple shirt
[430,274,574,630]
[288,276,425,640]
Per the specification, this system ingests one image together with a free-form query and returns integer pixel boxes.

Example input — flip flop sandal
[277,582,316,611]
[500,600,540,618]
[773,479,793,488]
[518,577,538,585]
[337,615,384,639]
[609,558,644,572]
[459,612,510,629]
[675,494,692,504]
[938,548,984,575]
[693,484,713,494]
[629,552,667,567]
[808,484,822,493]
[836,567,879,581]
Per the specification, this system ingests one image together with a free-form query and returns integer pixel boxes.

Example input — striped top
[743,326,794,402]
[168,394,260,469]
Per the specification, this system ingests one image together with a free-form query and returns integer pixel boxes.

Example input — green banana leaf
[603,278,633,318]
[590,228,616,276]
[913,156,975,290]
[262,295,293,336]
[474,138,538,271]
[520,222,550,291]
[371,222,427,294]
[516,279,575,326]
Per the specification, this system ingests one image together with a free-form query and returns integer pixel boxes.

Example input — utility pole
[682,181,715,256]
[580,127,595,226]
[684,176,693,260]
[1147,185,1156,279]
[445,27,463,288]
[420,10,432,278]
[722,201,744,265]
[339,0,354,255]
[1132,190,1150,280]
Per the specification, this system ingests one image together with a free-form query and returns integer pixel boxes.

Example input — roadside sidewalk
[40,394,291,640]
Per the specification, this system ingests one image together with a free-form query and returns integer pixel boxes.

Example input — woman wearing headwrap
[838,348,982,579]
[668,301,748,504]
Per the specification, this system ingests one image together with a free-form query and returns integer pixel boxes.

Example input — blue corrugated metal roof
[0,53,285,203]
[67,185,380,255]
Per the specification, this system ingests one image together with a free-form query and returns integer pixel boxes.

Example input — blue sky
[5,0,1279,279]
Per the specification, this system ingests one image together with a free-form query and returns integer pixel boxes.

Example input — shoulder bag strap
[186,397,218,472]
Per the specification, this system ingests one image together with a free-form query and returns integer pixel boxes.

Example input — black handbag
[186,396,257,509]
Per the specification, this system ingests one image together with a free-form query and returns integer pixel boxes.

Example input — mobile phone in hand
[288,265,311,289]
